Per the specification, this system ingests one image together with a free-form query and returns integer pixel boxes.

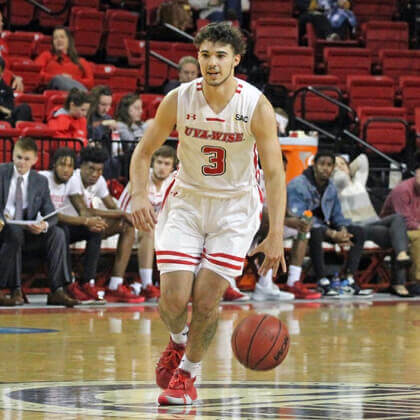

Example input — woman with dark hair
[114,93,145,143]
[47,88,91,146]
[34,26,94,91]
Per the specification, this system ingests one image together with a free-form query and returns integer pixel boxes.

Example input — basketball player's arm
[130,89,178,232]
[249,95,287,276]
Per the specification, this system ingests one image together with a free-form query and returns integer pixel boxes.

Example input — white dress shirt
[4,166,30,220]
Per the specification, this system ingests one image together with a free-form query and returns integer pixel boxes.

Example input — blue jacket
[287,167,351,228]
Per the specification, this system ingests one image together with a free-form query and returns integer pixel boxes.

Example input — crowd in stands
[0,0,419,306]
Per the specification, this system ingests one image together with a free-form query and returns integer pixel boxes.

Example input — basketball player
[130,22,286,405]
[118,145,177,300]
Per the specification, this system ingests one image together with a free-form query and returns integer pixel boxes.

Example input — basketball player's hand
[131,195,157,232]
[86,216,107,232]
[248,232,286,276]
[123,212,134,226]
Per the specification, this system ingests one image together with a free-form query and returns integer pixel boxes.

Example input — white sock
[170,325,189,345]
[287,265,302,287]
[140,268,153,287]
[130,282,142,295]
[89,279,95,287]
[109,276,123,290]
[179,355,200,378]
[258,269,273,288]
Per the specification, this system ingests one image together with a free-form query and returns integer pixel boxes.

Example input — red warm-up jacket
[47,106,88,148]
[35,51,94,89]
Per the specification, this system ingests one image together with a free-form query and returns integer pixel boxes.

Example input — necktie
[14,176,23,220]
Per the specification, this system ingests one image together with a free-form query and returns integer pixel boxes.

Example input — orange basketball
[231,314,290,371]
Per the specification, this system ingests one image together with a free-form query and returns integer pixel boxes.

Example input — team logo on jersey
[1,381,419,418]
[186,114,197,120]
[185,126,244,143]
[235,113,249,123]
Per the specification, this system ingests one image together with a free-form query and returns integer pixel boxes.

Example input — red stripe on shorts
[160,178,175,210]
[156,250,201,260]
[157,259,199,266]
[203,255,242,270]
[207,252,245,262]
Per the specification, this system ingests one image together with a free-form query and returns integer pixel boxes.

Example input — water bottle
[297,210,313,241]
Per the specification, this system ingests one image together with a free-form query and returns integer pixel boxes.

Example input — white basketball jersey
[175,77,262,197]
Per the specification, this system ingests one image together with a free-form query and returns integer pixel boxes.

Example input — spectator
[87,85,117,147]
[163,56,199,94]
[47,88,90,146]
[324,0,357,39]
[39,147,105,303]
[189,0,225,22]
[118,145,178,301]
[0,56,32,126]
[114,93,145,146]
[286,151,371,297]
[251,155,321,301]
[0,137,79,307]
[62,145,143,303]
[295,0,339,43]
[34,26,94,92]
[381,153,420,296]
[332,154,412,297]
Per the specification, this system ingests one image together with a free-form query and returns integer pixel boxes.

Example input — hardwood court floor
[0,297,419,419]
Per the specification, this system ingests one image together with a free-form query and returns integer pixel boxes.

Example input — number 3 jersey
[175,77,262,197]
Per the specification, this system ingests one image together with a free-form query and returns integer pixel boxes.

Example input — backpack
[157,0,194,32]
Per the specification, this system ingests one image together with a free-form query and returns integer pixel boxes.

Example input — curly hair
[194,22,246,56]
[80,145,109,164]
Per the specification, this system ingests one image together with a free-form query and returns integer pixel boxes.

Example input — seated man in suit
[0,137,79,307]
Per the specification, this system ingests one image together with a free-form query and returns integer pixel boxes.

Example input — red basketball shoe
[105,285,146,303]
[67,282,92,302]
[156,338,186,389]
[158,368,197,405]
[283,281,322,299]
[141,284,160,301]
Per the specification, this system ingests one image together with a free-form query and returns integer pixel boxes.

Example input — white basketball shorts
[155,185,262,284]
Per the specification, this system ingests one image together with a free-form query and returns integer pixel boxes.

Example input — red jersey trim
[156,250,201,260]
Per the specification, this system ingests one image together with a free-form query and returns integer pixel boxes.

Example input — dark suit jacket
[0,162,57,226]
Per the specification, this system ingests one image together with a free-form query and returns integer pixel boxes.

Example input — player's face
[97,94,112,117]
[198,41,240,87]
[313,156,335,183]
[179,62,199,83]
[54,156,74,183]
[53,29,69,54]
[81,161,103,186]
[13,146,37,175]
[153,156,174,180]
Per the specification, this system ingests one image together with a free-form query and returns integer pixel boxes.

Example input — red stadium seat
[268,46,314,89]
[44,90,67,118]
[93,64,116,87]
[196,19,210,31]
[69,7,104,56]
[6,0,35,26]
[9,58,42,93]
[292,74,341,122]
[72,0,99,8]
[347,75,395,110]
[2,32,40,60]
[399,76,420,124]
[357,106,408,154]
[14,93,47,122]
[379,49,420,83]
[353,0,396,24]
[250,0,293,21]
[254,18,298,62]
[140,93,164,120]
[31,34,52,58]
[104,9,138,58]
[141,0,165,26]
[362,21,408,63]
[125,38,145,67]
[415,108,420,148]
[108,67,138,94]
[324,48,372,91]
[37,0,69,28]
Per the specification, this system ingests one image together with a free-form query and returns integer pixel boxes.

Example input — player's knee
[160,290,189,317]
[192,294,220,318]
